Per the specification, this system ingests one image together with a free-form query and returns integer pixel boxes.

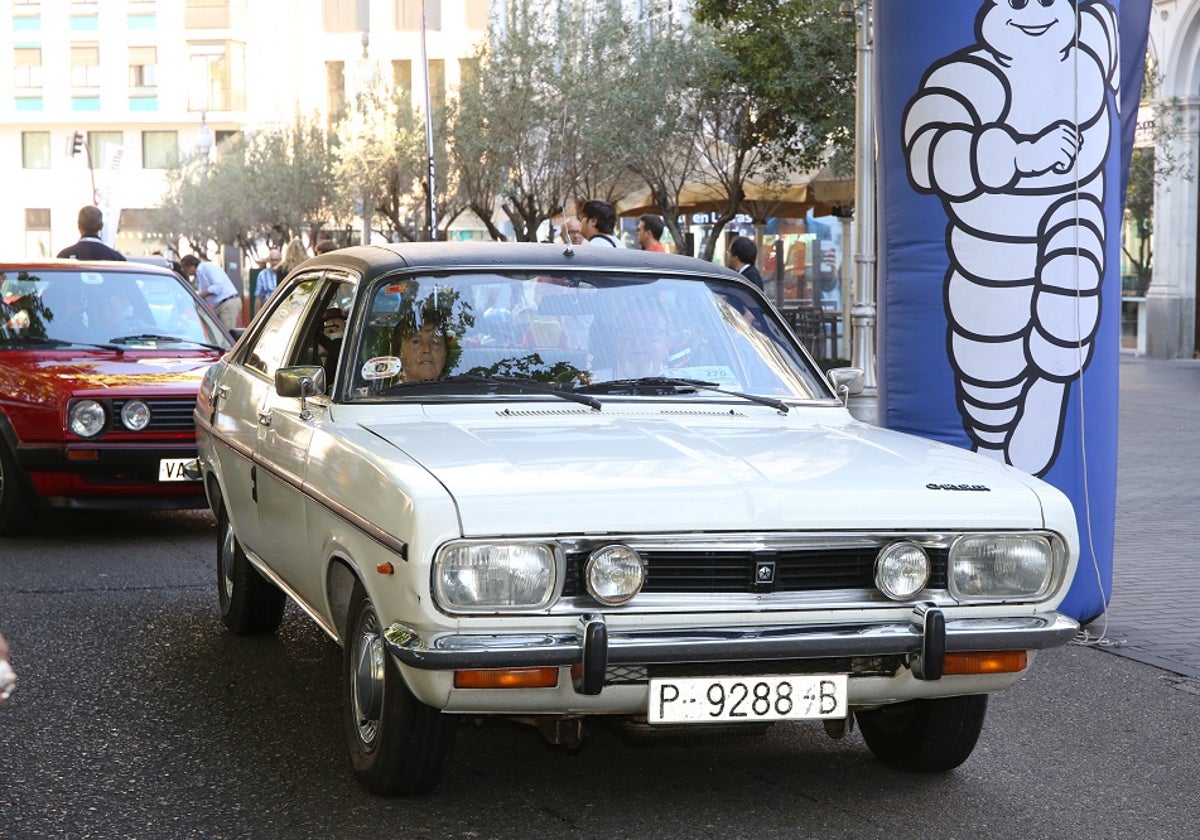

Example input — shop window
[14,47,42,90]
[396,0,439,30]
[70,43,101,89]
[142,130,177,169]
[21,131,50,169]
[185,0,229,29]
[87,130,123,170]
[25,208,51,258]
[129,45,157,89]
[393,59,411,110]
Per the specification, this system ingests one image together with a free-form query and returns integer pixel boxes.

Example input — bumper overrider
[384,605,1080,695]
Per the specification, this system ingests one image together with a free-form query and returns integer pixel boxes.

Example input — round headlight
[874,541,931,601]
[585,544,645,605]
[120,400,151,431]
[68,400,107,438]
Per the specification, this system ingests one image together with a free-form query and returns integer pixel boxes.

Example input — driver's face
[400,322,448,381]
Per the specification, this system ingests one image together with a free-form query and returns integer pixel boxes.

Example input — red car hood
[1,349,219,399]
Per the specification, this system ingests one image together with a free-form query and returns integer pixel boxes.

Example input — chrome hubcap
[220,522,236,603]
[351,605,385,749]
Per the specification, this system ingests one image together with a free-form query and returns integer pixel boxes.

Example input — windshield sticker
[668,365,741,389]
[80,272,105,286]
[362,356,403,381]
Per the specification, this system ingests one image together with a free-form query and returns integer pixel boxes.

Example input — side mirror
[826,367,863,405]
[275,365,326,420]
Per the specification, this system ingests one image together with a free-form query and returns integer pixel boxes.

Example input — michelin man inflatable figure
[903,0,1118,476]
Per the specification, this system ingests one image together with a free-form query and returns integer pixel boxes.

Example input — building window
[129,46,158,89]
[25,208,52,258]
[465,0,488,29]
[185,0,229,29]
[142,130,177,169]
[428,58,445,115]
[392,59,412,111]
[188,40,245,111]
[21,131,51,169]
[396,0,439,31]
[14,47,43,90]
[323,0,359,32]
[327,61,345,123]
[87,130,123,170]
[70,44,101,88]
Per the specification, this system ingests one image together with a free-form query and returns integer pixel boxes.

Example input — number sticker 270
[648,675,847,724]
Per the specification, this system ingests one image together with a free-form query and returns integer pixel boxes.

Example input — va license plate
[158,458,197,482]
[648,674,848,724]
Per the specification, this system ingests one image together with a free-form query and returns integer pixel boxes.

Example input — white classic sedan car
[194,242,1080,794]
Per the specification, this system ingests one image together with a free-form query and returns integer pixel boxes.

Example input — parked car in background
[195,242,1081,795]
[0,260,233,535]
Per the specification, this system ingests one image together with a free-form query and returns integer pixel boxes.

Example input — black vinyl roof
[302,241,748,283]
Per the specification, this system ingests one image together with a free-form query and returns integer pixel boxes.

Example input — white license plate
[158,458,197,482]
[648,674,847,724]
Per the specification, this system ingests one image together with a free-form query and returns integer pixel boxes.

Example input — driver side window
[243,278,320,379]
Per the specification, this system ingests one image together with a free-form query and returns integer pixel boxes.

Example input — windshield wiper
[106,333,227,351]
[577,376,789,413]
[3,335,123,353]
[386,374,603,410]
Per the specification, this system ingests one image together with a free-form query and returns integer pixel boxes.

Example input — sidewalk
[1085,355,1200,679]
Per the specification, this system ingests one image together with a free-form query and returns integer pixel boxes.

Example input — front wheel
[343,582,457,795]
[856,694,988,772]
[0,438,37,536]
[216,504,285,635]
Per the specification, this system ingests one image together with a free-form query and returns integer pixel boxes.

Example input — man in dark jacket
[57,206,125,261]
[726,236,763,290]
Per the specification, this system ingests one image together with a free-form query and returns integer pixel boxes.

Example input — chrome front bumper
[383,607,1080,691]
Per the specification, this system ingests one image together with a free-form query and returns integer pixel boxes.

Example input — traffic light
[70,131,84,157]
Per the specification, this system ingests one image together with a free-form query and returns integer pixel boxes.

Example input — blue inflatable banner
[876,0,1152,622]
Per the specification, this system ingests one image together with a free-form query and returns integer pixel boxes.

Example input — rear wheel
[856,694,988,772]
[0,439,37,537]
[344,582,457,795]
[216,504,285,635]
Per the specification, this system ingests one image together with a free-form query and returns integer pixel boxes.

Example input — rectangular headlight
[433,541,558,612]
[948,534,1060,601]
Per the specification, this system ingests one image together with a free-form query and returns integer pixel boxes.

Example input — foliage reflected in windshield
[350,272,827,401]
[0,269,231,349]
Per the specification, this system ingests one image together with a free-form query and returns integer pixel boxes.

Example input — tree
[691,0,857,175]
[332,75,428,242]
[160,116,338,260]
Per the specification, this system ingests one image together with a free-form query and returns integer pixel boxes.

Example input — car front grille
[112,398,196,432]
[561,542,949,597]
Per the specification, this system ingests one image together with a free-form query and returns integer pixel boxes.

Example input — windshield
[0,268,231,350]
[347,271,830,402]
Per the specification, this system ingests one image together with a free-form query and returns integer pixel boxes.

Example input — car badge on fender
[926,483,991,492]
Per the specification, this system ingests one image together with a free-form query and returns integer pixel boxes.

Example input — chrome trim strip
[199,418,408,559]
[383,612,1080,671]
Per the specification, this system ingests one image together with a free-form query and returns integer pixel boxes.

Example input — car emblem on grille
[754,560,776,592]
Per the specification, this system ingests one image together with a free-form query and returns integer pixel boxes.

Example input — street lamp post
[844,0,878,424]
[196,111,214,176]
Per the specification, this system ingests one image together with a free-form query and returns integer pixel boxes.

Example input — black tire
[0,438,37,537]
[343,582,457,795]
[856,694,988,772]
[216,503,285,635]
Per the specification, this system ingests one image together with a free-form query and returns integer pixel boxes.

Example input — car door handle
[257,409,272,427]
[215,385,230,406]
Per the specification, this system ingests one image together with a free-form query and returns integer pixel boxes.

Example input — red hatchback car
[0,259,234,535]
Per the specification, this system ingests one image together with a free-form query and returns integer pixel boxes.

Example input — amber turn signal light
[454,667,559,689]
[942,650,1027,675]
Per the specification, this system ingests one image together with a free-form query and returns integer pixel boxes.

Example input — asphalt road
[1,508,1199,840]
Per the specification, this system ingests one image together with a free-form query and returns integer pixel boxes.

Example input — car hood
[1,350,218,398]
[359,405,1052,536]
